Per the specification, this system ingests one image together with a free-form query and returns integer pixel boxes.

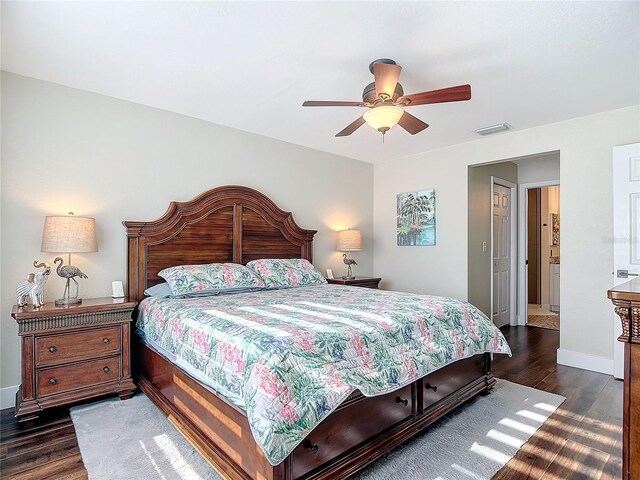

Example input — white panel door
[493,184,511,328]
[613,143,640,379]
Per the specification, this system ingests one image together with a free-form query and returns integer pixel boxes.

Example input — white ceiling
[2,1,639,164]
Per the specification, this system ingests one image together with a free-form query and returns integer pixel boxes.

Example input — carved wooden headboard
[123,186,317,302]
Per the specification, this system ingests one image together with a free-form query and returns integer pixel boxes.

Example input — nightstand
[11,297,137,421]
[327,276,382,289]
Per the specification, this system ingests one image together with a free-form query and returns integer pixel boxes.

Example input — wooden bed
[124,185,496,480]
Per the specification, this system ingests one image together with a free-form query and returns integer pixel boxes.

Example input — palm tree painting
[397,189,436,246]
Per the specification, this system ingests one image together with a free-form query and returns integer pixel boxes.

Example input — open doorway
[524,184,560,330]
[467,151,560,329]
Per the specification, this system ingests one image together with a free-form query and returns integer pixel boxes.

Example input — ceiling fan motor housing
[362,82,404,104]
[364,59,403,103]
[368,58,397,74]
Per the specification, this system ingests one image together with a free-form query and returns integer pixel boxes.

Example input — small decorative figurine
[342,253,358,280]
[16,261,51,308]
[53,256,88,305]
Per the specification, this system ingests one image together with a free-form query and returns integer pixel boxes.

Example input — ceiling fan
[302,59,471,138]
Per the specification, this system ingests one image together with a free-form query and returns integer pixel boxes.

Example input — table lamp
[41,212,98,306]
[336,228,362,279]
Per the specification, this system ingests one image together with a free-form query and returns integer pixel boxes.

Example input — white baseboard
[557,348,613,375]
[1,385,19,409]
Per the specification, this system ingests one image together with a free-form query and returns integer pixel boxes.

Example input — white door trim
[612,142,640,379]
[491,176,517,326]
[518,180,560,326]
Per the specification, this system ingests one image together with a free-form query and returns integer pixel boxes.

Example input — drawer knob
[49,378,57,385]
[48,346,57,353]
[395,396,409,406]
[103,338,110,344]
[306,442,319,454]
[103,366,111,373]
[425,383,438,392]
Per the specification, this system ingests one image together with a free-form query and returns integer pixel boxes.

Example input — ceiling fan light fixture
[363,105,405,133]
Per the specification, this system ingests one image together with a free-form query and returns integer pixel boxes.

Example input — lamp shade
[363,105,404,132]
[41,214,98,253]
[336,229,362,252]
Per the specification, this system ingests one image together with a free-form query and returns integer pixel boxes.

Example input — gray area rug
[71,379,564,480]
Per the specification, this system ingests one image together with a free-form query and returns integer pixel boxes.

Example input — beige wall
[374,105,640,371]
[0,72,374,398]
[467,162,518,316]
[517,152,560,184]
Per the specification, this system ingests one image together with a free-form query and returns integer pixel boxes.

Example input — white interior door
[613,142,640,379]
[493,184,511,328]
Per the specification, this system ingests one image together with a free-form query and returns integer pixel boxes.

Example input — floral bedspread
[137,284,511,465]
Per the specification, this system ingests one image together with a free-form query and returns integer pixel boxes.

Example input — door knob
[617,269,639,279]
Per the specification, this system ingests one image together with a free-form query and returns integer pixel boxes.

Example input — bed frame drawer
[291,384,414,478]
[420,354,487,412]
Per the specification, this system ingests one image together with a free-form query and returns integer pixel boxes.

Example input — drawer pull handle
[103,366,111,373]
[49,378,57,385]
[103,338,110,344]
[395,396,409,406]
[48,346,57,353]
[306,442,319,454]
[425,383,438,392]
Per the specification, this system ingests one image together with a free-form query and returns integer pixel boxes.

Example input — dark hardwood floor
[492,326,623,480]
[0,406,87,479]
[0,326,622,479]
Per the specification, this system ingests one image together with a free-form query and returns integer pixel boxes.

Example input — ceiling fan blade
[398,112,429,135]
[336,116,366,137]
[400,84,471,106]
[303,101,364,107]
[374,62,402,99]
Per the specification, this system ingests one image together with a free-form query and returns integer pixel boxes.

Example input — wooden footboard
[135,339,494,480]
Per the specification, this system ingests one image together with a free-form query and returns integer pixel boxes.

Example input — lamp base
[341,276,356,280]
[55,297,82,306]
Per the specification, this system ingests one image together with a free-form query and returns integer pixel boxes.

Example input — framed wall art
[397,189,436,246]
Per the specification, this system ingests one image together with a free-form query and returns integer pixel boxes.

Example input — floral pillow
[246,258,327,289]
[158,263,265,297]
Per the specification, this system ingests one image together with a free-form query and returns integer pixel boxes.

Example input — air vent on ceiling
[473,123,512,136]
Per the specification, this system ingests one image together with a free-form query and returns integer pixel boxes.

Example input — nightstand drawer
[36,326,120,367]
[37,356,120,397]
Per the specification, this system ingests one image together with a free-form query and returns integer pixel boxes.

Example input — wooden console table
[608,278,640,480]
